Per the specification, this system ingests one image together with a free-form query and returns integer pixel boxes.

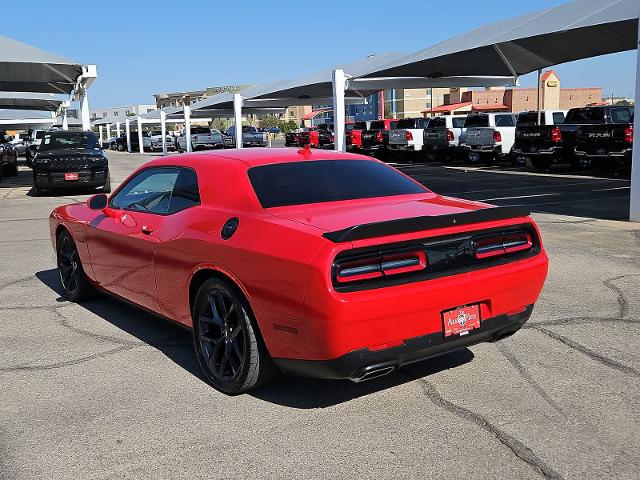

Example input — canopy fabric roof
[472,104,510,111]
[0,92,62,111]
[360,0,639,79]
[0,35,85,94]
[425,102,472,113]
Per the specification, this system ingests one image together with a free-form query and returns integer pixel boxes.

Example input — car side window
[168,168,200,213]
[110,167,201,215]
[552,112,565,125]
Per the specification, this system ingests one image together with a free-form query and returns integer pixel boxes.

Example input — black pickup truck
[317,123,334,149]
[360,119,398,158]
[575,108,633,171]
[513,106,633,171]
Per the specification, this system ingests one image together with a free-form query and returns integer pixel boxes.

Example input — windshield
[39,131,100,151]
[248,160,428,208]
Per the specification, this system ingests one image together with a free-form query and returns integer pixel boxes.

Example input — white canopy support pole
[630,21,640,222]
[137,116,144,154]
[106,123,111,141]
[184,105,192,153]
[61,107,69,130]
[125,119,131,152]
[116,121,121,137]
[99,126,104,147]
[79,91,90,130]
[233,94,243,149]
[332,69,346,152]
[537,68,542,125]
[160,110,167,157]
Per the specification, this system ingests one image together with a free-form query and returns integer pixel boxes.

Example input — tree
[211,118,229,132]
[279,120,298,133]
[260,115,281,130]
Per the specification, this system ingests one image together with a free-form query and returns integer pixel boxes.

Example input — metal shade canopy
[0,92,62,111]
[360,0,639,79]
[0,35,85,94]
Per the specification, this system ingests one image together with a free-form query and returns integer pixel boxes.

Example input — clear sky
[6,0,636,108]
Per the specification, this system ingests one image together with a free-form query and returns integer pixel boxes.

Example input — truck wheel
[32,173,43,196]
[117,143,125,151]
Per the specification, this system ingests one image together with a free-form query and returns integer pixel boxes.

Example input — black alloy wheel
[56,230,93,302]
[192,278,278,394]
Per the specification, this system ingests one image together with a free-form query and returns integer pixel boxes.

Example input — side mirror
[88,193,108,210]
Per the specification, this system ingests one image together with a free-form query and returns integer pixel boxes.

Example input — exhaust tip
[353,365,396,382]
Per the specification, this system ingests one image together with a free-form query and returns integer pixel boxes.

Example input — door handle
[141,225,155,235]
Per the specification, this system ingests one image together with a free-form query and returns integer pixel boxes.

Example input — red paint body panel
[49,148,548,367]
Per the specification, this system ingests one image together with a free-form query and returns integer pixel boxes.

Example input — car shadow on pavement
[36,268,475,409]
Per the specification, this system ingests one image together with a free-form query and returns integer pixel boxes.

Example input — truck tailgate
[465,128,495,147]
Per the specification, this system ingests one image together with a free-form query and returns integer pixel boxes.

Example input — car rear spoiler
[322,206,531,243]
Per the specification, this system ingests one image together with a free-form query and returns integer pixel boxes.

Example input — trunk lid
[465,128,495,147]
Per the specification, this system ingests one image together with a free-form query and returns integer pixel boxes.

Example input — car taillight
[473,232,533,260]
[330,134,334,142]
[493,130,502,142]
[334,249,427,284]
[406,131,413,141]
[625,125,633,143]
[550,126,562,143]
[446,129,454,142]
[376,131,383,142]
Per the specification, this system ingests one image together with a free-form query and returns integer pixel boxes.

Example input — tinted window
[552,112,565,125]
[39,131,100,151]
[610,107,632,124]
[370,121,384,130]
[429,117,446,129]
[565,108,605,124]
[452,117,466,128]
[517,112,538,126]
[190,127,210,135]
[248,160,428,208]
[464,115,489,128]
[345,124,354,132]
[353,122,367,129]
[495,115,515,127]
[110,167,199,214]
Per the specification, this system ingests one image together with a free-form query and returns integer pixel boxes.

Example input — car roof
[146,147,371,169]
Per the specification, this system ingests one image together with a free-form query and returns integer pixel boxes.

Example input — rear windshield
[354,122,367,129]
[39,131,100,151]
[248,160,427,208]
[464,115,489,128]
[190,127,211,135]
[35,131,47,139]
[452,117,466,128]
[565,108,605,124]
[396,118,428,129]
[429,117,446,129]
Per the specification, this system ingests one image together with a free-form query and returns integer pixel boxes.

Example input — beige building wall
[541,71,561,109]
[559,88,602,109]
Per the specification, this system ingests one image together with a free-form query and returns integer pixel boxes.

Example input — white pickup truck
[422,115,467,162]
[388,117,430,157]
[176,127,224,152]
[461,113,519,164]
[146,130,175,152]
[225,126,269,148]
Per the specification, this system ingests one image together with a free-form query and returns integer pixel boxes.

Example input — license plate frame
[442,304,481,338]
[64,173,79,181]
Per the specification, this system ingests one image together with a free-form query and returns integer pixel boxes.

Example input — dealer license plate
[443,304,481,337]
[64,173,79,181]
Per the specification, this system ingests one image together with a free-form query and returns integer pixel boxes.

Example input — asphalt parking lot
[1,149,639,479]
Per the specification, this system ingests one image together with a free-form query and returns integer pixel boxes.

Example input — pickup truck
[298,127,320,148]
[575,107,633,171]
[346,121,369,152]
[388,118,430,158]
[176,127,223,152]
[460,113,518,164]
[361,119,399,158]
[285,129,304,147]
[225,126,268,148]
[513,106,633,171]
[316,124,334,149]
[422,115,467,162]
[511,110,567,167]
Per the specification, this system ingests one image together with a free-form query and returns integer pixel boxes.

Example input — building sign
[206,85,252,95]
[546,80,559,87]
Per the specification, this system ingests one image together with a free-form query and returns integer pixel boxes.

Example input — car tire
[56,230,94,302]
[192,278,279,394]
[117,143,125,152]
[102,171,112,193]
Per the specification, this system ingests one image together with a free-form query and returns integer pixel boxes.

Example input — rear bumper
[388,143,422,152]
[574,148,632,160]
[274,306,533,381]
[512,145,563,158]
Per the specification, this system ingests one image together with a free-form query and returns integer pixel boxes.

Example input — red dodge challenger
[49,147,548,394]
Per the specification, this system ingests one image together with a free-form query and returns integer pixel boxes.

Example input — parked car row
[0,132,19,179]
[286,105,633,174]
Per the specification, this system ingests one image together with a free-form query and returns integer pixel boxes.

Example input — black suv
[32,130,110,195]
